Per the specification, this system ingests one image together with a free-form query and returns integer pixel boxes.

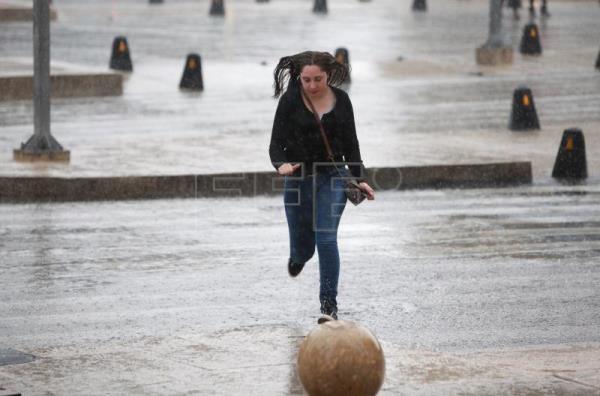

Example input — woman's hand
[278,163,301,176]
[358,182,375,200]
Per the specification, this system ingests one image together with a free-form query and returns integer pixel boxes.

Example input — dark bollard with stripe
[509,87,540,131]
[520,23,542,55]
[334,48,351,83]
[109,36,133,72]
[552,128,587,180]
[180,54,204,91]
[313,0,327,13]
[209,0,225,16]
[412,0,426,11]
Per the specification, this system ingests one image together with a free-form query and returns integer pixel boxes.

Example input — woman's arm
[341,94,374,199]
[342,95,367,183]
[269,96,290,171]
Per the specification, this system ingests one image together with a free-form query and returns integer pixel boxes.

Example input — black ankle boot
[288,258,305,277]
[320,299,338,320]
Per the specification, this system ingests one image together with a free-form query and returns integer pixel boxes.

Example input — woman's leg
[284,176,316,265]
[314,170,348,313]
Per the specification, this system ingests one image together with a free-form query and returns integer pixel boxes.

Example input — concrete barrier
[0,5,57,22]
[0,73,123,101]
[0,162,532,203]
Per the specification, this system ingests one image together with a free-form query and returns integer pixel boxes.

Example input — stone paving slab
[0,3,57,22]
[0,162,532,202]
[1,331,599,395]
[0,58,114,78]
[0,59,123,101]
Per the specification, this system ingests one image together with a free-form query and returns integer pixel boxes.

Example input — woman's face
[300,65,328,97]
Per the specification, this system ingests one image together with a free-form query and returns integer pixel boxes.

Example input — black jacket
[268,83,366,181]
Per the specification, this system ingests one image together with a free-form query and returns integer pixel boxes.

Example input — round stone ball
[297,319,385,396]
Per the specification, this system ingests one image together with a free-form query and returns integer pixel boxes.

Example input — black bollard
[595,49,600,70]
[520,23,542,55]
[552,128,587,180]
[209,0,225,16]
[334,48,351,83]
[313,0,327,13]
[109,36,133,72]
[179,54,204,91]
[509,86,540,130]
[412,0,426,11]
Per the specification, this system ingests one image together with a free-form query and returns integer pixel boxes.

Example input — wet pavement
[1,185,600,394]
[0,58,111,77]
[1,0,600,394]
[0,0,599,182]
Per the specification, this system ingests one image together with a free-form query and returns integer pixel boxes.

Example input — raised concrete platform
[476,46,514,66]
[0,4,56,22]
[0,73,123,101]
[13,148,70,163]
[0,162,532,202]
[0,59,122,101]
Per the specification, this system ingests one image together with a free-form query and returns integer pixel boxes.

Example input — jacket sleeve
[342,95,367,183]
[269,95,290,171]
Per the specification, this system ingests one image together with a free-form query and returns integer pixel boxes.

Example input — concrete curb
[0,73,123,101]
[0,162,532,203]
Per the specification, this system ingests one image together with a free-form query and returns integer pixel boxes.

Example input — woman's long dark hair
[273,51,349,98]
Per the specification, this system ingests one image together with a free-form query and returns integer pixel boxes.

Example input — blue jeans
[284,165,348,306]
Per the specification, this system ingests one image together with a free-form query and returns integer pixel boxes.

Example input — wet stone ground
[1,0,600,394]
[1,185,599,394]
[0,0,599,181]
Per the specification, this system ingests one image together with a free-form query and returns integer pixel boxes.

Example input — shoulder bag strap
[300,88,336,162]
[301,88,365,198]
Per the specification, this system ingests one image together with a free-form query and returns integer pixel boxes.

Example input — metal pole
[14,0,69,161]
[33,0,50,139]
[484,0,505,48]
[476,0,512,65]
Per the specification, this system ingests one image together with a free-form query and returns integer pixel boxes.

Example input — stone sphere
[297,320,385,396]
